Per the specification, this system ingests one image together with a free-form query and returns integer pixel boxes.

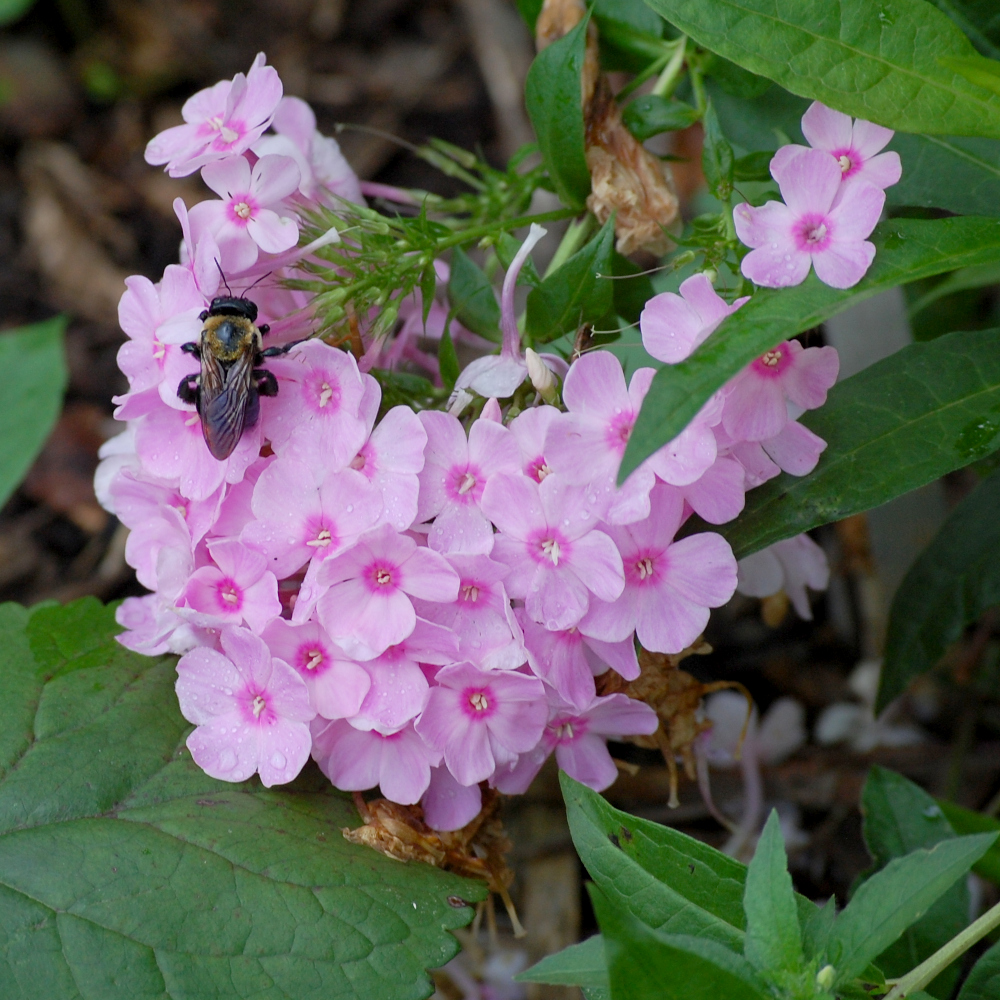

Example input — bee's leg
[181,342,202,358]
[253,369,279,397]
[261,336,310,358]
[258,324,270,335]
[177,374,200,405]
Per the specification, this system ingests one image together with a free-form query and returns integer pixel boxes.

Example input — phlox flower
[734,147,884,289]
[582,484,737,654]
[177,538,281,633]
[416,410,521,555]
[494,693,658,794]
[123,506,191,593]
[732,419,829,479]
[145,53,283,177]
[261,618,370,720]
[675,455,746,525]
[640,272,749,364]
[481,473,624,632]
[174,198,222,300]
[262,338,369,467]
[189,153,301,273]
[253,96,364,205]
[736,533,830,620]
[770,101,901,194]
[116,593,206,657]
[517,609,639,711]
[109,468,221,547]
[421,765,482,832]
[351,383,427,530]
[412,555,525,670]
[312,719,440,804]
[116,267,205,405]
[415,663,547,786]
[303,523,460,659]
[509,404,559,482]
[722,339,839,442]
[241,457,382,578]
[176,627,315,786]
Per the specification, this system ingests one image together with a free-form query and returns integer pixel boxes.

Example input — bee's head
[207,296,259,323]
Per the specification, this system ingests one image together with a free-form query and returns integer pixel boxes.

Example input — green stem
[543,214,596,279]
[689,60,707,114]
[616,52,670,104]
[883,899,1000,1000]
[651,36,687,99]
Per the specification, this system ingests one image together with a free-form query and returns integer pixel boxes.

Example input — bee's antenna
[215,259,233,297]
[244,271,273,295]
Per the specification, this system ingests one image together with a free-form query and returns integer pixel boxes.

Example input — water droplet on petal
[271,751,286,769]
[218,749,237,772]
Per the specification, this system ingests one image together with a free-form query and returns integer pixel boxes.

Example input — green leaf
[0,598,485,1000]
[827,833,998,985]
[878,466,1000,710]
[802,897,837,961]
[496,232,542,288]
[593,0,663,38]
[525,15,592,210]
[909,261,1000,316]
[590,885,770,1000]
[0,0,36,27]
[861,767,968,998]
[706,56,774,99]
[936,801,1000,884]
[622,95,700,140]
[623,215,1000,479]
[733,151,773,182]
[560,772,748,949]
[716,328,1000,559]
[517,935,610,989]
[438,324,459,391]
[448,246,501,342]
[641,0,1000,139]
[526,217,615,343]
[701,102,735,202]
[958,938,1000,1000]
[743,811,802,975]
[928,0,1000,58]
[0,316,68,509]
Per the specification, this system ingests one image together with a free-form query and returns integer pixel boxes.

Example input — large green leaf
[448,247,501,343]
[937,801,1000,884]
[878,466,1000,710]
[958,939,1000,1000]
[525,217,615,343]
[827,832,998,986]
[624,216,1000,478]
[743,811,802,976]
[590,886,769,1000]
[516,934,609,990]
[716,328,1000,559]
[0,316,68,509]
[641,0,1000,138]
[524,15,592,210]
[861,768,968,998]
[0,598,484,1000]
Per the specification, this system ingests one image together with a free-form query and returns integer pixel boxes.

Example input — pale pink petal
[801,101,854,154]
[585,694,659,738]
[555,733,619,791]
[414,686,469,753]
[828,180,885,241]
[272,95,315,149]
[740,243,813,289]
[782,343,839,410]
[379,727,435,804]
[570,531,625,603]
[722,374,788,441]
[544,412,617,483]
[640,291,705,364]
[635,586,708,654]
[562,350,629,421]
[238,573,282,633]
[187,714,260,783]
[528,564,591,632]
[769,144,808,183]
[850,117,895,159]
[200,155,252,200]
[733,198,797,250]
[250,153,301,204]
[399,547,461,602]
[314,720,382,789]
[480,472,544,540]
[583,634,639,680]
[468,418,521,479]
[812,240,876,289]
[579,594,635,644]
[736,548,784,597]
[246,209,299,254]
[856,150,901,190]
[682,456,745,523]
[761,421,827,476]
[663,533,738,607]
[313,659,371,719]
[422,766,482,831]
[351,657,428,732]
[428,501,495,555]
[446,721,494,786]
[777,147,842,216]
[257,715,312,786]
[175,647,243,724]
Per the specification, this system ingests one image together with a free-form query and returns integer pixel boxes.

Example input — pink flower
[517,610,638,711]
[640,273,749,364]
[241,457,382,578]
[494,693,658,794]
[582,484,737,654]
[178,538,281,633]
[736,534,830,620]
[253,96,364,205]
[759,419,828,476]
[189,154,301,273]
[175,627,315,786]
[413,555,525,670]
[262,339,369,468]
[771,101,901,193]
[351,383,427,530]
[734,148,884,289]
[416,411,521,555]
[145,53,283,177]
[721,339,839,442]
[110,468,221,547]
[509,404,560,482]
[481,473,624,631]
[304,523,460,659]
[261,617,370,720]
[421,765,482,831]
[312,719,439,804]
[415,663,547,785]
[676,456,746,525]
[116,592,206,657]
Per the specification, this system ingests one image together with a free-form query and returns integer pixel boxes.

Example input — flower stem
[651,36,687,99]
[543,214,596,279]
[883,898,1000,999]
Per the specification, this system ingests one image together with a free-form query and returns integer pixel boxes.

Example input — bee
[177,293,301,460]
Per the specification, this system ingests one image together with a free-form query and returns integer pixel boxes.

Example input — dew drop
[223,688,232,696]
[218,749,237,772]
[271,751,287,769]
[346,505,354,512]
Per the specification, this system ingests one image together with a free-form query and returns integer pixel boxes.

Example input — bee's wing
[200,349,255,460]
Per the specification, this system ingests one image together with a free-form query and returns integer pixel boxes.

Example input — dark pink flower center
[529,528,569,567]
[794,212,833,253]
[461,685,496,720]
[295,643,330,676]
[226,193,259,227]
[366,562,399,593]
[239,685,277,725]
[351,442,373,475]
[750,343,793,378]
[606,412,635,456]
[216,577,243,611]
[306,373,341,414]
[549,715,587,744]
[627,548,664,587]
[460,581,482,603]
[445,463,484,504]
[526,455,553,483]
[831,146,861,178]
[305,518,338,553]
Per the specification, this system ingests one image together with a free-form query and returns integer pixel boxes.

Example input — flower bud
[525,348,558,404]
[815,965,836,991]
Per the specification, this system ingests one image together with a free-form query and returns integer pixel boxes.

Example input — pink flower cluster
[98,57,841,829]
[734,101,901,289]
